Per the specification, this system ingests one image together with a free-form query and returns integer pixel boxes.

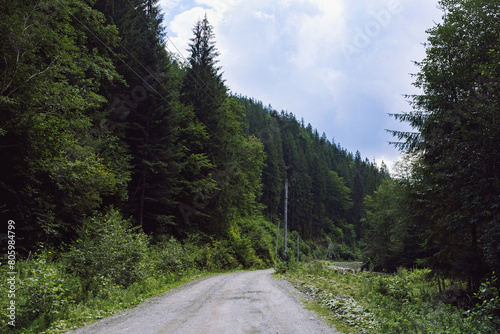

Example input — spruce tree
[94,0,213,235]
[181,14,227,126]
[389,0,500,290]
[180,16,265,236]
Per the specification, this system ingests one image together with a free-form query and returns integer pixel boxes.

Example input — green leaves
[65,208,151,288]
[0,0,128,249]
[389,0,500,290]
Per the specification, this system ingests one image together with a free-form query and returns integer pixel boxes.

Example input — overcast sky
[158,0,444,171]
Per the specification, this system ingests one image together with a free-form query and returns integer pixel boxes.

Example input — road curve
[66,269,339,334]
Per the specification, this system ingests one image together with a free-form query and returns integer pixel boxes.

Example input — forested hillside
[2,0,499,332]
[0,0,386,259]
[237,97,389,253]
[0,2,389,330]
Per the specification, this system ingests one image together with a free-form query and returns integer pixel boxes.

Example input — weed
[277,261,498,333]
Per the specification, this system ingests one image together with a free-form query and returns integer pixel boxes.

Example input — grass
[276,260,498,334]
[0,252,247,334]
[37,270,223,334]
[4,268,239,334]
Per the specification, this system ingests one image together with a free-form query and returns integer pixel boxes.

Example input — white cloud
[167,7,207,56]
[160,0,181,9]
[161,0,443,164]
[195,0,241,13]
[251,10,275,21]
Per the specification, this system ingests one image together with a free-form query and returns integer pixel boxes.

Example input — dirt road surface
[67,269,339,334]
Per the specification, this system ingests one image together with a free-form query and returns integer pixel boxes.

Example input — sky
[158,0,444,171]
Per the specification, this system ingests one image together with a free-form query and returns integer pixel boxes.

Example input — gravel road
[66,269,339,334]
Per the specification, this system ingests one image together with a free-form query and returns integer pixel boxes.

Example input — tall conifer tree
[389,0,500,290]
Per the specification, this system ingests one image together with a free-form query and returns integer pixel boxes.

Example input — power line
[125,0,222,108]
[55,0,229,154]
[124,0,228,144]
[54,0,176,113]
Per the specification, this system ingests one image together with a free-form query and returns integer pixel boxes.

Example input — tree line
[237,96,389,257]
[0,0,387,260]
[363,0,499,300]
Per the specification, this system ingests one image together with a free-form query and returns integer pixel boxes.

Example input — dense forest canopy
[386,0,500,293]
[1,0,499,310]
[0,0,388,260]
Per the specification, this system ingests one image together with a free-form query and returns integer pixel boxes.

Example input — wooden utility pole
[284,178,288,260]
[275,218,280,256]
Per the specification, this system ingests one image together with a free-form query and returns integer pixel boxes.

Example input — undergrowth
[0,209,276,333]
[277,260,499,334]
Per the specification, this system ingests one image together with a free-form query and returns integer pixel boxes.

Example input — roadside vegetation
[0,210,276,333]
[1,0,499,333]
[276,261,499,334]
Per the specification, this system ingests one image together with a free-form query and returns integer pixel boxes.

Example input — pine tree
[94,0,213,235]
[180,16,265,236]
[389,0,500,290]
[181,14,227,126]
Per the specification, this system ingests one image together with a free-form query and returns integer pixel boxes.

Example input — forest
[0,0,499,332]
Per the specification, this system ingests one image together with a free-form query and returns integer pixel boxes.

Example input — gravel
[65,269,340,334]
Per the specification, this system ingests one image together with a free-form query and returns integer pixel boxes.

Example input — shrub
[194,240,238,271]
[236,216,275,266]
[227,222,261,269]
[1,253,81,330]
[466,274,500,331]
[64,208,152,289]
[151,237,198,280]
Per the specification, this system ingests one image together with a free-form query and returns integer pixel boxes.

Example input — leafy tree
[361,176,424,272]
[390,0,500,290]
[0,0,128,250]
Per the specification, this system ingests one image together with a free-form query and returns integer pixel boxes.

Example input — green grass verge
[275,260,498,334]
[23,270,240,334]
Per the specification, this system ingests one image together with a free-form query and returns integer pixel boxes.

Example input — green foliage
[0,1,430,332]
[279,261,498,334]
[389,0,500,290]
[274,259,300,274]
[227,222,261,268]
[236,95,388,251]
[0,0,129,250]
[150,237,198,280]
[233,216,275,267]
[361,178,424,272]
[379,301,496,334]
[194,240,239,271]
[0,254,74,329]
[65,208,152,288]
[466,274,500,330]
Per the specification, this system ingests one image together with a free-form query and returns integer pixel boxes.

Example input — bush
[151,237,198,280]
[196,240,239,271]
[274,259,299,274]
[236,216,275,267]
[466,274,500,331]
[64,208,152,289]
[227,222,261,269]
[0,252,81,330]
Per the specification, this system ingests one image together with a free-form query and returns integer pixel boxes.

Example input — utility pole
[275,217,280,256]
[284,178,288,260]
